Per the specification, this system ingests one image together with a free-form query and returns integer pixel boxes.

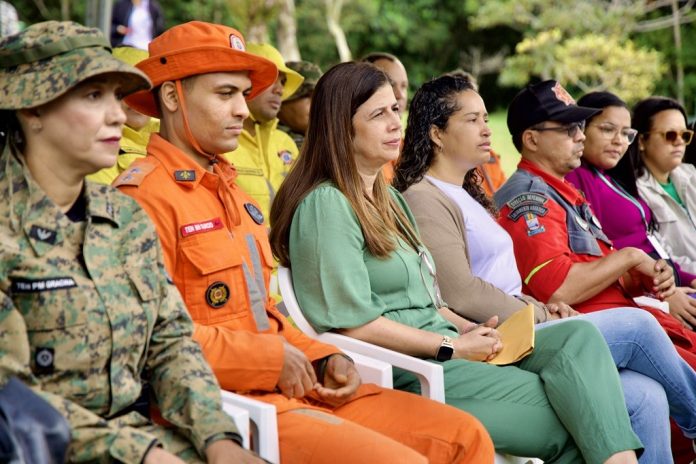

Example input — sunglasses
[531,120,586,138]
[645,129,694,145]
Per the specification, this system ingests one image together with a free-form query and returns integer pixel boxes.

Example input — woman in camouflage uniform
[0,21,258,464]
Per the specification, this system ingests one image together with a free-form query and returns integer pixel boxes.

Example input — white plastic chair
[278,266,543,464]
[221,390,279,463]
[278,266,444,402]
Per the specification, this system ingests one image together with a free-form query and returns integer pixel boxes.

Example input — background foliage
[9,0,696,115]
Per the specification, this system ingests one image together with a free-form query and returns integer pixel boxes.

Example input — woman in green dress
[270,61,641,463]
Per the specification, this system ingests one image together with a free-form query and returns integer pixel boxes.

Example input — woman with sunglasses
[272,61,644,464]
[565,93,696,333]
[625,98,696,284]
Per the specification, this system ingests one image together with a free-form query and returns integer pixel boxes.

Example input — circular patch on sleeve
[244,203,265,225]
[206,281,230,308]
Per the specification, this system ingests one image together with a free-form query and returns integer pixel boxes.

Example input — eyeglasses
[645,129,694,145]
[588,123,638,144]
[530,120,586,138]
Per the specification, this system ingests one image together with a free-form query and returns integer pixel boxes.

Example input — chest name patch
[180,217,223,237]
[11,277,77,294]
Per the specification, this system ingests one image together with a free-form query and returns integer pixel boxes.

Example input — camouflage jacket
[0,150,239,462]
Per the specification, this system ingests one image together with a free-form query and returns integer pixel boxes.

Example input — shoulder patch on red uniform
[113,163,155,188]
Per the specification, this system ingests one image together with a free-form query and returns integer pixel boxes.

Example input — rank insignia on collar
[206,281,230,308]
[244,203,264,225]
[29,225,57,244]
[174,170,196,182]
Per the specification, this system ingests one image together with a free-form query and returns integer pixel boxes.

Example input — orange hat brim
[125,47,277,118]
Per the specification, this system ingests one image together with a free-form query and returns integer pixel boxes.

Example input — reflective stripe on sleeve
[523,259,554,286]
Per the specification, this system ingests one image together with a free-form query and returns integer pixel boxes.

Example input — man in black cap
[493,80,674,314]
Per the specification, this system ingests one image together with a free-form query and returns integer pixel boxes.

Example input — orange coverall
[115,134,493,464]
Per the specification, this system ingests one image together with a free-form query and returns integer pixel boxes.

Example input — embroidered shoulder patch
[113,163,155,187]
[506,193,549,221]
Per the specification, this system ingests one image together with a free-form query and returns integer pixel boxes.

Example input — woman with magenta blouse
[566,92,696,330]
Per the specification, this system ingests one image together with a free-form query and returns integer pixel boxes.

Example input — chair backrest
[278,266,320,338]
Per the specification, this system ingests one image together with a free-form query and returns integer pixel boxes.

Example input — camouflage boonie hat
[285,60,322,102]
[0,21,151,110]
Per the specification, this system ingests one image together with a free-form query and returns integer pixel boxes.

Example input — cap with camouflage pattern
[284,60,322,102]
[0,21,150,110]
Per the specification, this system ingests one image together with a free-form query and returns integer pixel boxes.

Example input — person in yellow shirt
[224,43,302,220]
[87,46,159,185]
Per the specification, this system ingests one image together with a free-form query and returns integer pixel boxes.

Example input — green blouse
[289,183,458,340]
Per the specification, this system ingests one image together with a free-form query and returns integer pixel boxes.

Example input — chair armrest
[341,349,393,388]
[220,395,250,449]
[220,391,279,463]
[317,331,445,403]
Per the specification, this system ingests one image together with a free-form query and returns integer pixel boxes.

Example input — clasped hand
[277,341,360,406]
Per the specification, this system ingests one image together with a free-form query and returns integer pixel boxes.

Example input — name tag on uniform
[11,277,77,294]
[180,217,223,237]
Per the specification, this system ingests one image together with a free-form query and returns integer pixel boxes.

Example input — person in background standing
[111,0,164,50]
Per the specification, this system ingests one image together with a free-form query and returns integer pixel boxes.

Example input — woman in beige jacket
[630,97,696,274]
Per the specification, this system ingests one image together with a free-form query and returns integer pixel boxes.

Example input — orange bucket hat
[125,21,277,117]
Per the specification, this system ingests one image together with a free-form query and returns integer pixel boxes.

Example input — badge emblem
[206,281,230,308]
[229,34,245,51]
[525,213,546,237]
[244,203,264,225]
[174,170,196,182]
[29,225,57,244]
[34,347,54,374]
[551,82,575,106]
[278,150,293,165]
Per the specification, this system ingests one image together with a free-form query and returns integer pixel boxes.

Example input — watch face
[436,344,454,362]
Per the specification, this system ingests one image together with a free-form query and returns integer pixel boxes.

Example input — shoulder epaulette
[112,162,156,188]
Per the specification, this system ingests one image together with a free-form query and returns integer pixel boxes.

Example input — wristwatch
[435,335,455,362]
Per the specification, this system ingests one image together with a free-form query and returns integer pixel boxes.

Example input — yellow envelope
[487,304,535,365]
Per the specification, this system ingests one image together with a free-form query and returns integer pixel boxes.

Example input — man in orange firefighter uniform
[115,21,493,464]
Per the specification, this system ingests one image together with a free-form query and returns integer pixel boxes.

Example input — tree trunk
[325,0,352,62]
[671,0,685,105]
[277,0,301,61]
[61,0,70,20]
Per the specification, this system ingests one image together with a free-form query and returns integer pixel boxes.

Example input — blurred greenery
[488,110,519,176]
[8,0,696,115]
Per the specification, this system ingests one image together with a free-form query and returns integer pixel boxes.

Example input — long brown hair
[270,61,421,267]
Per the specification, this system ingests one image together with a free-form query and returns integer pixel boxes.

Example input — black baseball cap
[507,80,601,137]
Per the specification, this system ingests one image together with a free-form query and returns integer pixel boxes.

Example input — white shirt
[426,176,523,295]
[123,0,153,50]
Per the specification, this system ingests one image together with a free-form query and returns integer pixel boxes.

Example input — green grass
[489,110,520,177]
